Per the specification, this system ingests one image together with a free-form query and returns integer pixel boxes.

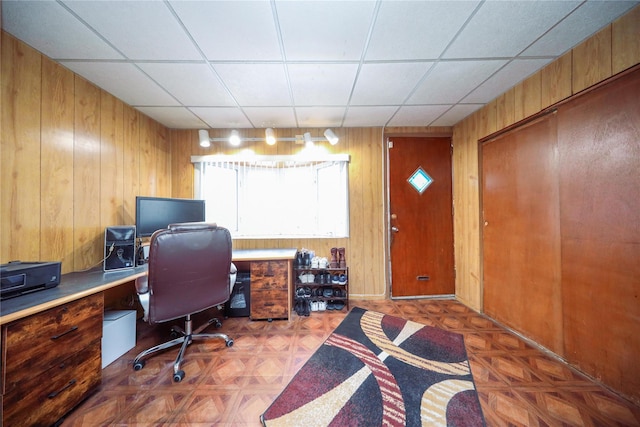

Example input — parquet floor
[61,299,640,426]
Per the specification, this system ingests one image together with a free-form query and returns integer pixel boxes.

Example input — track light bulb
[198,129,211,148]
[324,128,339,145]
[265,128,276,145]
[229,130,241,146]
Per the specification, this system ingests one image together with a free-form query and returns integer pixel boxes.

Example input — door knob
[391,226,399,233]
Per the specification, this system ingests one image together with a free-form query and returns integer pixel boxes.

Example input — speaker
[104,226,136,271]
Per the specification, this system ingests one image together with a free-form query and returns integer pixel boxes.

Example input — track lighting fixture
[324,128,339,145]
[303,132,313,147]
[198,129,211,148]
[229,130,241,146]
[265,128,276,145]
[197,128,340,147]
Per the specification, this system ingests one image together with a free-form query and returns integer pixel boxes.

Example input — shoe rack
[293,248,349,316]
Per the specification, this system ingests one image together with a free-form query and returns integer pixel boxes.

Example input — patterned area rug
[261,307,485,427]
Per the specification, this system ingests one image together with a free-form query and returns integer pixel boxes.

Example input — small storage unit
[1,293,103,426]
[102,310,137,368]
[225,271,251,317]
[250,260,290,321]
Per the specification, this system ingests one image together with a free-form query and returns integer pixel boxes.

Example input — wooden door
[388,137,454,297]
[481,115,563,354]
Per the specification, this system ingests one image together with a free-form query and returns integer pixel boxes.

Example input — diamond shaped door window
[407,167,433,194]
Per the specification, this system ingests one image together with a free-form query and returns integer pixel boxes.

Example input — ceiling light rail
[198,128,339,148]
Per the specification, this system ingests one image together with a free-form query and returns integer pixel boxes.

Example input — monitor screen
[135,196,206,237]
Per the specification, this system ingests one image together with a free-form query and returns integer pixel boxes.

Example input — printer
[0,261,61,300]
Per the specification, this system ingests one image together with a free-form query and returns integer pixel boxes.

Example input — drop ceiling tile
[408,60,507,105]
[462,58,553,104]
[171,1,282,61]
[522,1,639,57]
[444,1,580,59]
[288,63,359,106]
[59,61,178,106]
[61,1,201,60]
[135,107,207,129]
[366,1,479,60]
[2,1,124,60]
[387,105,451,127]
[213,63,290,106]
[431,104,483,127]
[343,106,399,127]
[276,1,376,61]
[242,107,298,128]
[351,62,432,105]
[137,63,236,106]
[190,107,253,129]
[295,107,346,128]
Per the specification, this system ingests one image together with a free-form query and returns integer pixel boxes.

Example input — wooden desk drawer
[3,292,103,389]
[251,276,287,291]
[2,340,101,427]
[251,261,287,281]
[250,296,288,320]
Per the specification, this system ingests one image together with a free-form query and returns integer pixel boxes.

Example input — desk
[0,248,297,326]
[0,248,297,426]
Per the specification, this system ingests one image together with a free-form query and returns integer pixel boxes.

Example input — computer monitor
[135,196,206,238]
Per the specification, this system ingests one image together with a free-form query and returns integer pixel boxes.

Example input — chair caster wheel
[133,360,145,371]
[173,370,185,382]
[170,330,180,339]
[226,339,234,347]
[214,320,222,329]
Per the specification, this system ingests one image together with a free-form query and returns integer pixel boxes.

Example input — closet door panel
[558,68,640,399]
[482,114,563,354]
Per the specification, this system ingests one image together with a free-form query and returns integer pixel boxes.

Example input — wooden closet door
[482,114,563,354]
[558,68,640,399]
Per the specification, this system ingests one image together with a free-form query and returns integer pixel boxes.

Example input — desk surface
[0,248,297,326]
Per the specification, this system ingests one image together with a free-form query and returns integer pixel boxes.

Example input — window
[192,154,350,238]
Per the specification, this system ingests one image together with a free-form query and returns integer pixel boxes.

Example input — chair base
[133,314,233,382]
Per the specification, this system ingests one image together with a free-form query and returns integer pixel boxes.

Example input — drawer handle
[264,302,274,307]
[51,325,79,340]
[48,379,76,399]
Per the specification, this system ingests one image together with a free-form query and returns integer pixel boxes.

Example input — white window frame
[192,154,350,239]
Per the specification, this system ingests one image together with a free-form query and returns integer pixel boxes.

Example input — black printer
[0,261,61,300]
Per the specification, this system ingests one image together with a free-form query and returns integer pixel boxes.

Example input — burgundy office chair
[132,222,235,382]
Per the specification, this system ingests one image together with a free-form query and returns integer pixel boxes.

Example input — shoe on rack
[323,287,334,298]
[333,300,345,310]
[318,300,327,311]
[331,274,340,284]
[338,248,346,268]
[338,274,347,285]
[330,247,338,268]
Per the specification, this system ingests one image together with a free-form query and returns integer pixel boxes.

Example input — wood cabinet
[1,293,103,426]
[250,260,290,321]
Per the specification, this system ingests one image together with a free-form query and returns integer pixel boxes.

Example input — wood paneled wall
[1,32,171,274]
[452,6,640,311]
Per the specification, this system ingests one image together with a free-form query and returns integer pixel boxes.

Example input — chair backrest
[146,222,232,323]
